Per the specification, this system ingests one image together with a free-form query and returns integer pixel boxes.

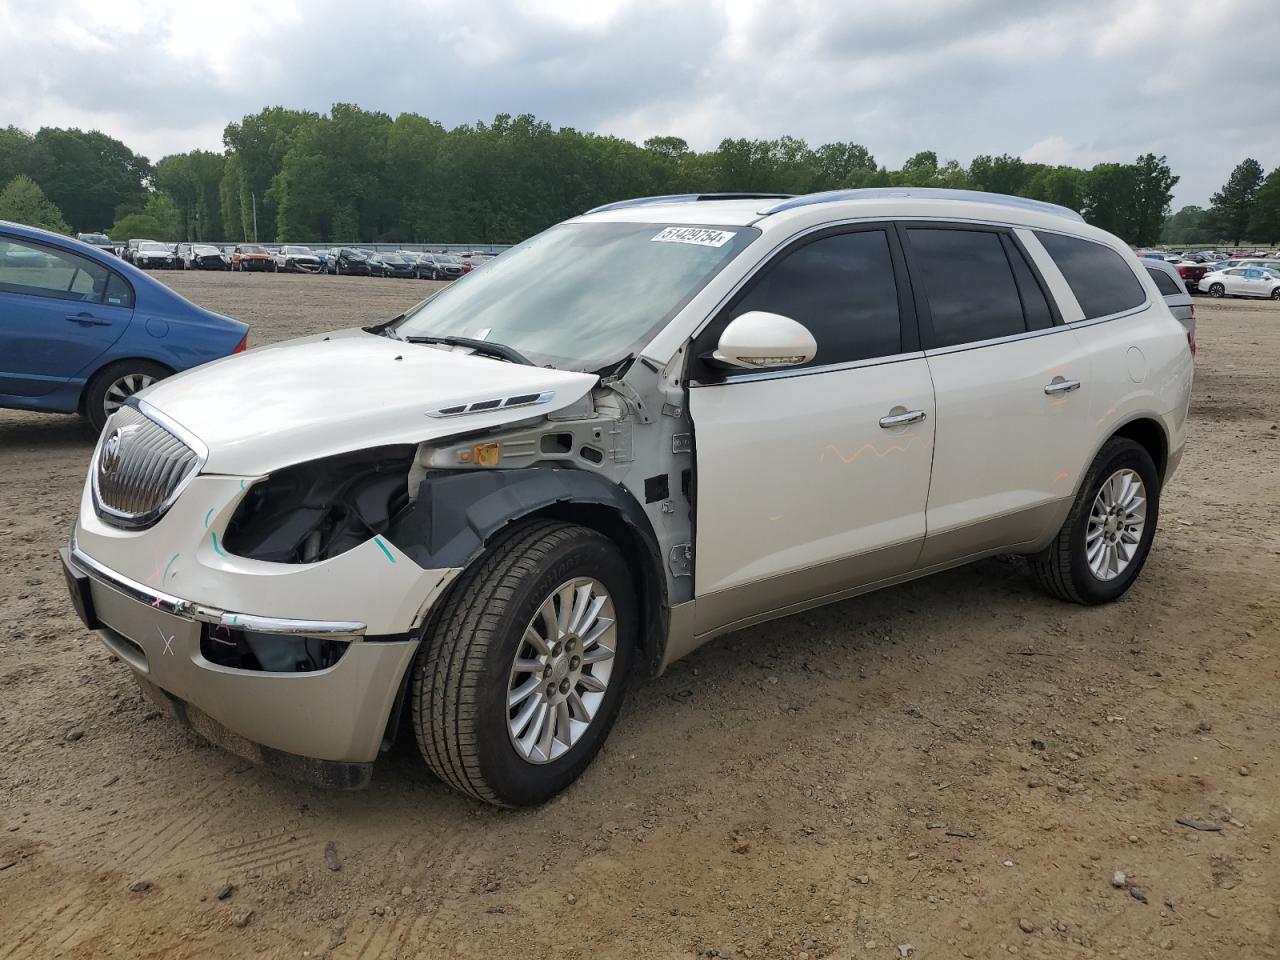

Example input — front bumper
[61,544,419,782]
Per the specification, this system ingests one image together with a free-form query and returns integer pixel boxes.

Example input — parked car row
[103,237,492,280]
[1139,249,1280,298]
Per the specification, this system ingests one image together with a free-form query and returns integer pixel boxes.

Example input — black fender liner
[384,467,669,674]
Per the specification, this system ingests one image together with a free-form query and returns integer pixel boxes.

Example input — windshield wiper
[403,335,533,366]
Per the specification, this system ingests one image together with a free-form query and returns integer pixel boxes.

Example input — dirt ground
[1,271,1277,960]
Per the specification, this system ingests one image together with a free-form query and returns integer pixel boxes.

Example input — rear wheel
[1030,437,1160,604]
[412,521,635,806]
[1208,282,1225,297]
[83,359,170,433]
[1271,287,1280,300]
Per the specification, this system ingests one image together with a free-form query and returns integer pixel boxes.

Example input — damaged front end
[223,445,416,564]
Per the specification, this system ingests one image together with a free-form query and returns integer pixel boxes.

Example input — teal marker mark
[161,553,180,583]
[203,507,214,529]
[239,480,246,491]
[373,536,396,564]
[211,531,227,558]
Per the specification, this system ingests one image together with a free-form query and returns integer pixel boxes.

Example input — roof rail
[585,192,795,215]
[757,187,1084,222]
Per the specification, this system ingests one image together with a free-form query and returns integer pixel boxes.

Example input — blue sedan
[0,221,249,432]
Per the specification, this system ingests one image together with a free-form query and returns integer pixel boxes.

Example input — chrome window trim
[68,544,367,639]
[690,350,925,387]
[921,320,1073,358]
[90,398,210,529]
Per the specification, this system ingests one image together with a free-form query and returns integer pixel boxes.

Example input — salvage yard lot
[1,272,1277,959]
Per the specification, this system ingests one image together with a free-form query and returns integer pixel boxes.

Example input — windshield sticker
[650,227,736,248]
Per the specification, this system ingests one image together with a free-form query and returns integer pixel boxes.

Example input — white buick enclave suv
[62,188,1194,805]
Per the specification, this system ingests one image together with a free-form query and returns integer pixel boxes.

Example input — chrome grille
[92,402,203,528]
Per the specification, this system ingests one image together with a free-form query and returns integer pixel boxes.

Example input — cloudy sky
[2,0,1277,207]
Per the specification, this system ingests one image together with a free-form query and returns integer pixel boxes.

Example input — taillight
[233,333,248,354]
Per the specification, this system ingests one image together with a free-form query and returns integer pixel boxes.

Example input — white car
[61,188,1194,805]
[1198,266,1280,299]
[273,245,322,273]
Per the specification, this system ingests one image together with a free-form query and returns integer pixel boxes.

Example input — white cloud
[0,0,1277,205]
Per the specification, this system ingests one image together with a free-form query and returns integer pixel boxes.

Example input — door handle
[65,313,111,326]
[879,409,927,428]
[1044,378,1081,395]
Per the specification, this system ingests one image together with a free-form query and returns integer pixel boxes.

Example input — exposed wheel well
[498,502,668,677]
[1111,417,1168,479]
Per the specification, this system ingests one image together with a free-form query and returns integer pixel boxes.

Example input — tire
[1271,287,1280,300]
[1208,282,1225,297]
[411,520,636,807]
[83,359,171,434]
[1029,437,1160,604]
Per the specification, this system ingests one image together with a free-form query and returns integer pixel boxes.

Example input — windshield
[395,221,759,372]
[283,246,310,254]
[241,245,265,254]
[140,242,168,251]
[194,245,219,254]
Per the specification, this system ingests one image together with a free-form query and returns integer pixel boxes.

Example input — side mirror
[711,311,817,370]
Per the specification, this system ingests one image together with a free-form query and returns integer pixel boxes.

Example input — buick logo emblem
[101,429,123,476]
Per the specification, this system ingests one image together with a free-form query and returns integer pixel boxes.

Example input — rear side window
[905,228,1025,348]
[103,273,134,308]
[1035,231,1146,320]
[1003,236,1055,331]
[1145,267,1180,297]
[728,229,902,367]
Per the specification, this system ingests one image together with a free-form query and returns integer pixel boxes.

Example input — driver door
[687,224,935,639]
[0,234,133,398]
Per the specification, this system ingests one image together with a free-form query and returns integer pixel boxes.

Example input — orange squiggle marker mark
[820,434,926,464]
[1095,406,1117,427]
[768,514,784,522]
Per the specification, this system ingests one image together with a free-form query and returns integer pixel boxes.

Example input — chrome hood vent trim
[91,399,207,529]
[425,390,555,418]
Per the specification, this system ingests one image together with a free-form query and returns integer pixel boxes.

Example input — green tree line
[2,106,1278,247]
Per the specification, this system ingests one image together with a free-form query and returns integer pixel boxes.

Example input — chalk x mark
[156,625,175,657]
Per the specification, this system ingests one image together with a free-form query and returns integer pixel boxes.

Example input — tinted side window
[1003,235,1054,331]
[1145,267,1180,296]
[730,230,901,366]
[103,273,134,308]
[1034,231,1146,320]
[906,228,1025,348]
[0,236,112,304]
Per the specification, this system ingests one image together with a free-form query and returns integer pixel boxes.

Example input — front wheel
[1271,287,1280,300]
[412,521,635,806]
[1208,282,1225,297]
[1029,437,1160,604]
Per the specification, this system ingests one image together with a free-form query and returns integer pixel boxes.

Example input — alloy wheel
[506,577,617,764]
[1085,468,1147,581]
[103,372,158,417]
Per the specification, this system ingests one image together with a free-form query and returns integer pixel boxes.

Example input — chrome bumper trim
[68,544,367,639]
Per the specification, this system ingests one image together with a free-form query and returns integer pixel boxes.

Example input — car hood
[138,328,598,476]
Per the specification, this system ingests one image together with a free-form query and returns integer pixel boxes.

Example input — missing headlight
[223,446,416,563]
